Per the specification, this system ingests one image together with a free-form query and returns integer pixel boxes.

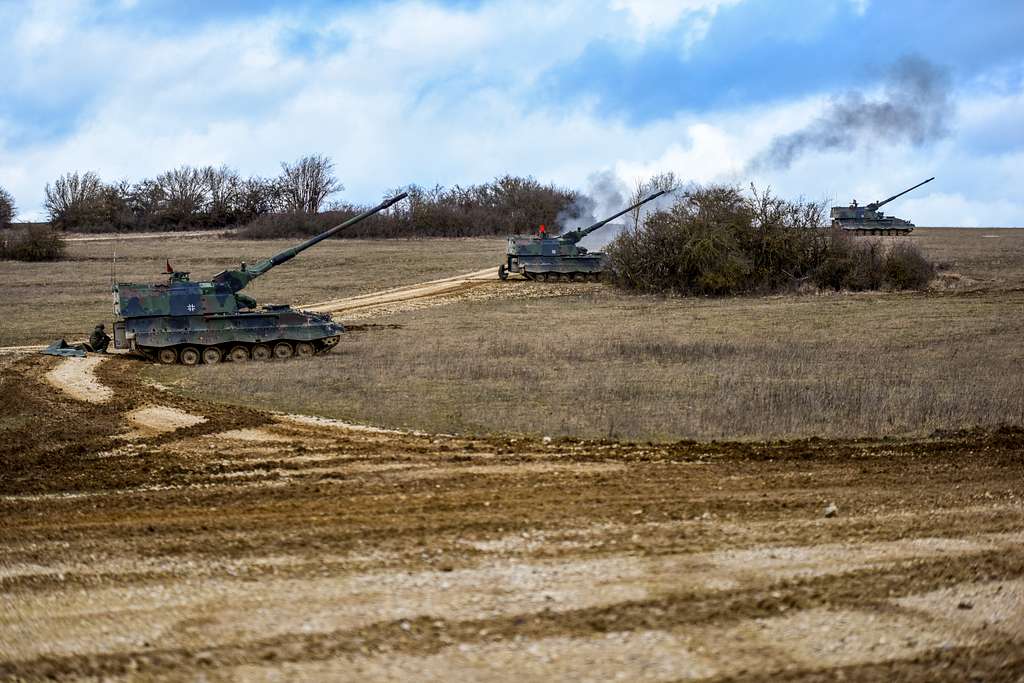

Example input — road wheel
[202,347,222,365]
[273,342,294,360]
[228,346,249,362]
[295,342,315,358]
[251,344,271,361]
[158,348,178,365]
[498,264,508,280]
[180,344,199,366]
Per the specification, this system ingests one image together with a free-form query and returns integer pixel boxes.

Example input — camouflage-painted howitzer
[112,192,408,365]
[830,177,934,235]
[499,190,669,281]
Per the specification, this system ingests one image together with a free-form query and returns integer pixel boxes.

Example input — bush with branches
[0,225,66,261]
[0,186,16,228]
[606,184,935,295]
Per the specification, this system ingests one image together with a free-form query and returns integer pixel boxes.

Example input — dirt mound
[125,405,207,435]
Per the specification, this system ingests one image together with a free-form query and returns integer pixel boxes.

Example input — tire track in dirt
[4,550,1022,680]
[3,350,1024,680]
[44,355,113,403]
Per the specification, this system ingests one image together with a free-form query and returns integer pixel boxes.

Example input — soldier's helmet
[96,323,105,330]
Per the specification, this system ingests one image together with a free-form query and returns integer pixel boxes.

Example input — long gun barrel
[867,177,934,211]
[562,190,669,242]
[214,192,409,292]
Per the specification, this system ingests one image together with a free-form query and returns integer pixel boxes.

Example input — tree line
[38,155,343,233]
[0,154,579,238]
[239,175,579,240]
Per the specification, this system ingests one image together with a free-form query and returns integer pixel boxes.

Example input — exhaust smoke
[749,56,953,171]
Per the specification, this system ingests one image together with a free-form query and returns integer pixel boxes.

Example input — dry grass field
[3,229,1024,680]
[0,235,503,346]
[141,228,1024,441]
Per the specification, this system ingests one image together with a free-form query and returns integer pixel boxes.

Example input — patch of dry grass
[147,228,1024,441]
[7,228,1024,441]
[0,235,504,345]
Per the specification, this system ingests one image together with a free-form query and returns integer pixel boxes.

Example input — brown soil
[1,353,1022,681]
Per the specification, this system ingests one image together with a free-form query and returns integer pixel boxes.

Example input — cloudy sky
[1,0,1022,225]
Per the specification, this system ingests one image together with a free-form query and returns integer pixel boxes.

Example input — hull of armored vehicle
[502,252,606,281]
[831,217,915,235]
[500,235,606,281]
[114,306,343,365]
[498,191,669,282]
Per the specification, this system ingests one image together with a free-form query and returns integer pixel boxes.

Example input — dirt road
[1,352,1022,681]
[304,267,499,317]
[62,230,232,242]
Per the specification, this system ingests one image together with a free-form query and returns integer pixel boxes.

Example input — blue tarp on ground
[42,339,87,358]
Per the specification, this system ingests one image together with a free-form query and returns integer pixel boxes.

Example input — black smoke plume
[749,56,953,171]
[556,170,625,234]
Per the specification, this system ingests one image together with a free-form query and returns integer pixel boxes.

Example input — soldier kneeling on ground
[89,323,111,353]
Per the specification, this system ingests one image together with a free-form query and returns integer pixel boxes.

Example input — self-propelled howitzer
[499,190,669,281]
[830,177,934,235]
[112,192,408,365]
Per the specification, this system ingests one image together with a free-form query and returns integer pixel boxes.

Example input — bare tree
[201,165,241,221]
[45,171,105,228]
[629,172,679,228]
[157,165,209,221]
[237,176,279,220]
[278,154,342,214]
[0,186,15,228]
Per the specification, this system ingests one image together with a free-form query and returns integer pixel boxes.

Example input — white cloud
[0,1,1019,228]
[608,0,746,56]
[609,0,743,44]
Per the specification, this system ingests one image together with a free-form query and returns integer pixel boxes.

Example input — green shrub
[607,184,935,296]
[0,225,66,261]
[813,230,935,291]
[883,241,937,290]
[606,185,827,295]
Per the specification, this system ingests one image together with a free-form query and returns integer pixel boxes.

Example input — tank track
[506,270,602,282]
[844,228,914,236]
[139,336,341,366]
[523,271,602,282]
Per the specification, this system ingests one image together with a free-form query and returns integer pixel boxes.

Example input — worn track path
[1,349,1023,681]
[303,267,498,317]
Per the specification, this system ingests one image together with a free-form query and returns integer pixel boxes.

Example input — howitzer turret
[499,190,669,281]
[111,192,408,365]
[830,177,934,236]
[866,177,935,211]
[556,190,669,245]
